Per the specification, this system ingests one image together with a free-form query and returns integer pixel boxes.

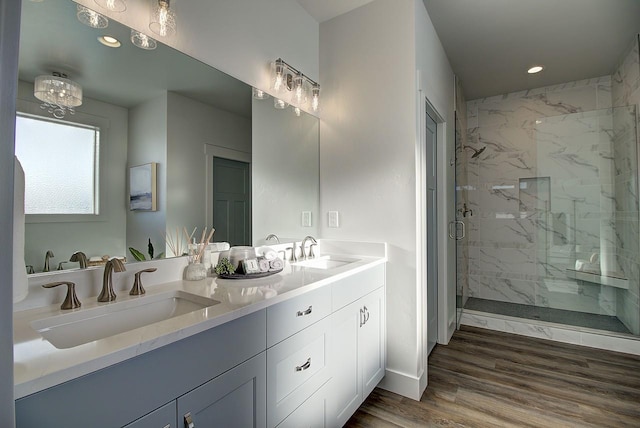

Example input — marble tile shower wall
[465,63,639,334]
[613,35,640,334]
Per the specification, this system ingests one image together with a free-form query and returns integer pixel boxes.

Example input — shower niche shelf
[565,269,629,290]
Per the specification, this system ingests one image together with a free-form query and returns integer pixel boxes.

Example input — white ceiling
[423,0,640,100]
[296,0,376,22]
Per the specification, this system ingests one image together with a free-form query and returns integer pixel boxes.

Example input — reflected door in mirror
[213,157,250,246]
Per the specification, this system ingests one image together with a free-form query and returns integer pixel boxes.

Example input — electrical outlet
[328,211,339,228]
[302,211,312,227]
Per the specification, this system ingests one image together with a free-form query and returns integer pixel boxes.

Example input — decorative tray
[218,269,283,280]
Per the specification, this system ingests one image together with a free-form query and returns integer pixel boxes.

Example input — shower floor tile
[464,297,631,334]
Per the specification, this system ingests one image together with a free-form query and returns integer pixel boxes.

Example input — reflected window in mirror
[15,113,100,215]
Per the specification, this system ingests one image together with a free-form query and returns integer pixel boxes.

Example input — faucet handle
[42,281,81,310]
[287,243,298,262]
[309,244,317,259]
[130,268,157,295]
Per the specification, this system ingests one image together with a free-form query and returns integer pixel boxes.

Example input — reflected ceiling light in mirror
[94,0,126,13]
[77,5,109,29]
[252,88,269,100]
[98,35,121,48]
[131,29,157,50]
[527,65,544,74]
[33,72,83,119]
[149,0,176,37]
[269,58,320,113]
[292,106,301,117]
[274,98,288,109]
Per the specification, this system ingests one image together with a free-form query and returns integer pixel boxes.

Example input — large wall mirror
[18,0,319,274]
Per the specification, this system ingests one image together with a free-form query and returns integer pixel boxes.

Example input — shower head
[470,146,486,159]
[462,145,487,159]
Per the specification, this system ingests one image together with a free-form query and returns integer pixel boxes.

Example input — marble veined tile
[472,247,537,276]
[536,278,603,314]
[469,275,536,305]
[478,126,535,153]
[545,84,598,114]
[478,150,535,183]
[478,218,537,246]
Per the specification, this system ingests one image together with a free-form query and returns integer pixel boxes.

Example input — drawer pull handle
[296,306,313,317]
[184,412,195,428]
[295,357,312,372]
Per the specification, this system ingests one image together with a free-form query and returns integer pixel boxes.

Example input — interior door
[212,157,251,246]
[426,112,438,356]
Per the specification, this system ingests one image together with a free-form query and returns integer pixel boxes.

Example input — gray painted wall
[1,0,20,423]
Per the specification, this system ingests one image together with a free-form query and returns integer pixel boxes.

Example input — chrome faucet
[43,250,54,272]
[300,236,318,260]
[266,234,280,244]
[98,258,126,302]
[70,251,88,269]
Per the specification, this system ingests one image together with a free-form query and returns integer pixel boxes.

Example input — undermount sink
[293,255,359,270]
[31,291,219,349]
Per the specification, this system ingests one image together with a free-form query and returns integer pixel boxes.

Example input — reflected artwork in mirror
[17,0,319,274]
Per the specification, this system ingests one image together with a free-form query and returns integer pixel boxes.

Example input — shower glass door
[454,111,469,327]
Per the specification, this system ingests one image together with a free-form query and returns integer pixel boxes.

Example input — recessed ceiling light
[98,35,121,48]
[527,65,544,74]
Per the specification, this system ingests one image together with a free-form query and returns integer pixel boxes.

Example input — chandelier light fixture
[267,58,320,115]
[33,72,83,119]
[77,4,109,28]
[94,0,126,13]
[149,0,176,37]
[131,29,158,50]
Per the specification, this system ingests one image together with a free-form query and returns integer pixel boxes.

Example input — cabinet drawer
[267,317,331,428]
[276,382,328,428]
[331,264,384,311]
[267,286,331,347]
[123,401,176,428]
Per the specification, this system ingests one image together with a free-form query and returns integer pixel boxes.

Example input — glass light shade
[34,74,83,119]
[292,106,301,117]
[252,88,269,100]
[131,30,157,50]
[77,5,109,29]
[270,60,286,94]
[94,0,126,12]
[149,0,176,37]
[310,84,320,112]
[290,73,308,106]
[274,98,288,109]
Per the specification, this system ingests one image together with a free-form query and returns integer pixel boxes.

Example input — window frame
[16,98,109,224]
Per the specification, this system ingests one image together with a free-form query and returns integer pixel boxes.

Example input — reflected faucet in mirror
[266,234,280,244]
[98,258,126,302]
[43,250,54,272]
[70,251,88,269]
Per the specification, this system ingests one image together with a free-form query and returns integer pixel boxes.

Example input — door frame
[204,144,251,232]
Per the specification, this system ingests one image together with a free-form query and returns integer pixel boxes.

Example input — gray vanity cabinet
[123,401,176,428]
[15,310,267,428]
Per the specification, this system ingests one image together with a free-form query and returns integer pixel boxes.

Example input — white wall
[0,0,20,422]
[17,81,129,269]
[252,97,319,243]
[127,94,168,258]
[320,0,455,400]
[166,91,251,247]
[74,0,319,98]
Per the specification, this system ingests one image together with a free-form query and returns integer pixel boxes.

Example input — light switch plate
[302,211,312,227]
[328,211,339,228]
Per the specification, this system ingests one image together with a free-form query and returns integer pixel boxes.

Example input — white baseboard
[378,367,427,401]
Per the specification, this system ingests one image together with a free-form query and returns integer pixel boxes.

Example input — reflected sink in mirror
[31,291,219,349]
[293,255,360,270]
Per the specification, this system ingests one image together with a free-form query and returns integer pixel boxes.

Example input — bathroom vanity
[14,240,386,427]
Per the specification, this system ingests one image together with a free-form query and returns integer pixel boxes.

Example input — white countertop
[14,241,386,399]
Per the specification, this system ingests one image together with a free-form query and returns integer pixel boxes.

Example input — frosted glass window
[15,114,99,215]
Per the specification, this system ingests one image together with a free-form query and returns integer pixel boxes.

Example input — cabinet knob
[296,306,313,317]
[295,357,312,372]
[184,412,195,428]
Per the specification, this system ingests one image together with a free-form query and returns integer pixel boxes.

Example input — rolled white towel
[258,246,278,261]
[258,258,270,273]
[269,258,284,271]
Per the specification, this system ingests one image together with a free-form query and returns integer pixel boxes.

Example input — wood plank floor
[345,326,640,427]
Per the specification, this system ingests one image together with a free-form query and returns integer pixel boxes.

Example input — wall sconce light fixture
[149,0,176,37]
[33,72,83,119]
[268,58,320,114]
[77,4,109,28]
[94,0,126,13]
[131,29,157,50]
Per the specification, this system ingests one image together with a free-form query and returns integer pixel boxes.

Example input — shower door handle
[449,221,465,240]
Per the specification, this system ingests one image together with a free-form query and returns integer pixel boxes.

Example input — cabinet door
[123,401,176,428]
[327,300,360,428]
[177,353,266,428]
[276,383,328,428]
[359,287,385,399]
